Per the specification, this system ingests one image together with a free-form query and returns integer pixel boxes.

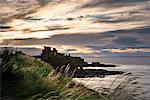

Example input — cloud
[21,26,71,33]
[113,37,142,46]
[1,26,149,47]
[0,0,150,59]
[0,25,11,29]
[107,48,150,53]
[0,25,12,32]
[65,49,77,52]
[79,0,149,9]
[0,0,63,23]
[0,47,42,55]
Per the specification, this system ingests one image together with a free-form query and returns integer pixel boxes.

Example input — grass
[73,73,140,100]
[1,53,104,100]
[0,52,140,100]
[105,74,139,100]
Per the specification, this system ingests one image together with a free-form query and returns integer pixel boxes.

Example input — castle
[41,46,64,60]
[40,46,87,71]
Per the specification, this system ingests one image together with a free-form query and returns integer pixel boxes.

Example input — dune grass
[1,53,105,100]
[104,74,139,100]
[0,51,140,100]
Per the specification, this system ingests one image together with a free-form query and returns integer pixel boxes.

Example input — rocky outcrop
[88,62,116,67]
[38,46,123,78]
[40,46,87,71]
[73,69,124,78]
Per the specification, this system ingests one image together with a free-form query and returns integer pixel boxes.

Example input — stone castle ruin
[41,47,64,60]
[40,46,87,71]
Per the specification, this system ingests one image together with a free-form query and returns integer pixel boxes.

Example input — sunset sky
[0,0,150,64]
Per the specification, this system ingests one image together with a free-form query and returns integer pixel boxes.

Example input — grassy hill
[1,53,105,100]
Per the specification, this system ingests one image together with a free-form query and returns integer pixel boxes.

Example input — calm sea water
[74,64,150,99]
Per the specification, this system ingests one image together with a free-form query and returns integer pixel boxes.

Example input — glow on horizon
[109,48,150,53]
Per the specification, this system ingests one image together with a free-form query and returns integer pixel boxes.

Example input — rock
[73,69,124,78]
[88,62,116,67]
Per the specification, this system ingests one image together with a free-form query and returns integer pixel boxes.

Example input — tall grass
[74,73,141,100]
[1,54,104,100]
[105,74,140,100]
[1,52,141,100]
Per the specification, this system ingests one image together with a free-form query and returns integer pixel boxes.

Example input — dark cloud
[91,12,139,24]
[128,46,150,49]
[1,26,149,48]
[77,0,125,8]
[21,26,71,33]
[36,0,63,6]
[1,8,38,23]
[0,0,62,23]
[0,25,11,29]
[113,37,142,46]
[0,25,12,32]
[118,27,150,35]
[0,47,42,56]
[36,0,53,5]
[0,38,46,45]
[65,49,77,52]
[0,31,115,47]
[17,47,42,55]
[79,0,149,9]
[24,17,44,21]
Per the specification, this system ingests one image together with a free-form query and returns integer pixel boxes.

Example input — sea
[73,57,150,100]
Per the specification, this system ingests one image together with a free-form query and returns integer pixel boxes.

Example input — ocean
[74,64,150,99]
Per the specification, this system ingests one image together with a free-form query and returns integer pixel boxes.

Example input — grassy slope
[1,54,105,100]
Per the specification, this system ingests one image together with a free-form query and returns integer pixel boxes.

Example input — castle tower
[41,46,53,60]
[53,48,57,56]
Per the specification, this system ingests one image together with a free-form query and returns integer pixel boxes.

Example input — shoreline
[73,68,124,78]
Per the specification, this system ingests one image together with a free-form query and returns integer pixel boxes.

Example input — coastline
[0,48,142,100]
[73,68,124,78]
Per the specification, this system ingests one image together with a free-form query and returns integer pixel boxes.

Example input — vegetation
[0,49,139,100]
[0,50,104,100]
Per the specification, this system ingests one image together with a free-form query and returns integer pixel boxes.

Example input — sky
[0,0,150,64]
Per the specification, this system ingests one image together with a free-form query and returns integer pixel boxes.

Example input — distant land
[1,47,149,65]
[36,46,116,68]
[35,46,123,78]
[0,47,124,78]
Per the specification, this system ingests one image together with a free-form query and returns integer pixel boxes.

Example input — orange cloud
[110,48,150,53]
